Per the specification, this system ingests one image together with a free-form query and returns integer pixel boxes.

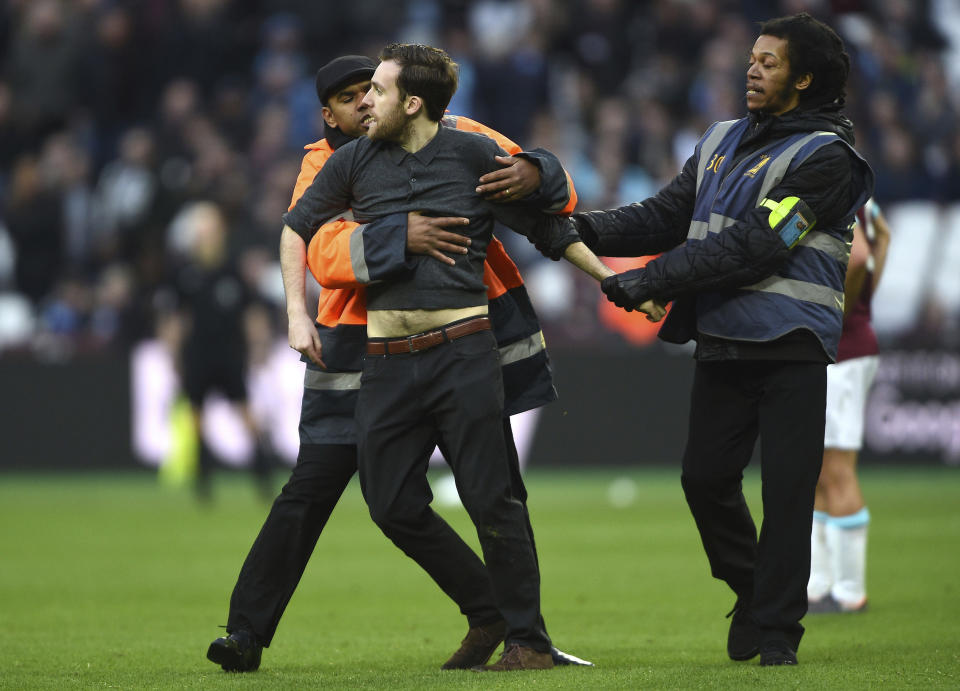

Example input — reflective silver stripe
[742,275,843,310]
[688,220,709,240]
[696,120,738,194]
[304,369,362,390]
[708,212,737,235]
[688,220,708,240]
[797,231,851,263]
[348,225,370,283]
[756,132,835,203]
[499,331,545,366]
[688,213,737,240]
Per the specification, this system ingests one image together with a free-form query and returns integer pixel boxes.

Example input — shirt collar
[386,123,445,166]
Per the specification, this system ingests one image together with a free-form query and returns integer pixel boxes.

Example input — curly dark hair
[759,13,850,107]
[378,43,459,121]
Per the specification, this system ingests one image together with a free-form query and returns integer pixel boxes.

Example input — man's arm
[867,198,891,291]
[444,114,578,214]
[280,225,324,366]
[486,200,671,318]
[564,241,665,321]
[282,144,356,245]
[601,143,862,310]
[843,220,870,318]
[600,202,792,310]
[476,155,541,202]
[308,212,472,289]
[488,147,575,214]
[573,155,699,257]
[562,241,614,282]
[842,199,890,316]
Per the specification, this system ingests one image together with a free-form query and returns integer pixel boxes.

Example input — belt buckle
[406,334,416,353]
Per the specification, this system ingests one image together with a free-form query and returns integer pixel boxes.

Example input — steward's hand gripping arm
[506,148,578,214]
[450,113,578,214]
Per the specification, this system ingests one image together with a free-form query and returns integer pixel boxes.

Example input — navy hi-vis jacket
[687,117,871,360]
[289,115,577,445]
[575,104,874,362]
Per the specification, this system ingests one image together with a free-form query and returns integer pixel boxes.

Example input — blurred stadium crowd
[1,0,958,356]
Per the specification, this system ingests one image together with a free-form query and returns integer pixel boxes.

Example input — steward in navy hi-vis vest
[688,117,871,360]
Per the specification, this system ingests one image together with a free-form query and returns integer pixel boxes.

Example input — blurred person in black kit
[206,54,593,674]
[171,201,272,500]
[566,14,873,665]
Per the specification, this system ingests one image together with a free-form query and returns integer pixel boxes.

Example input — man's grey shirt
[282,125,577,311]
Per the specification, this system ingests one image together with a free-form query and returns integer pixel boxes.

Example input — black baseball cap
[314,55,377,105]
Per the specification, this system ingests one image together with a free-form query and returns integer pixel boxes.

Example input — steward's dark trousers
[224,420,538,647]
[680,360,826,651]
[357,329,551,653]
[227,443,357,646]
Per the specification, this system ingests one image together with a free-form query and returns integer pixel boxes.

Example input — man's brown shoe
[474,643,555,671]
[440,620,507,670]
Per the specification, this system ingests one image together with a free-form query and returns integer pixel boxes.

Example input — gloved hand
[601,268,650,311]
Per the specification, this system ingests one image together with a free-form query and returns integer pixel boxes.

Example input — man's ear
[405,95,423,116]
[794,72,812,93]
[320,105,337,129]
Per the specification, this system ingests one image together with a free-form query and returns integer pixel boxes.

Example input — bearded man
[282,43,618,671]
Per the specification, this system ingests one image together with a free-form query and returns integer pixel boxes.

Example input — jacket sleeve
[490,205,581,260]
[307,213,415,288]
[573,154,698,257]
[281,146,354,245]
[638,143,858,301]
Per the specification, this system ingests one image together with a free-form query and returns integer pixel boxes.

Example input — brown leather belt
[366,316,491,356]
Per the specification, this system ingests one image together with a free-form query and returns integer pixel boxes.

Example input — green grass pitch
[1,466,958,689]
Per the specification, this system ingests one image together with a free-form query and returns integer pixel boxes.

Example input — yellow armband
[760,196,816,249]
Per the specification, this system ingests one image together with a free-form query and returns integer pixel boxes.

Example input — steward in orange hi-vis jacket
[291,113,577,445]
[208,55,594,672]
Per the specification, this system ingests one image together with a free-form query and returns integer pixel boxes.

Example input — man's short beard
[369,103,411,142]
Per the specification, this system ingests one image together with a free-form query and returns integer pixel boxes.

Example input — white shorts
[823,355,879,450]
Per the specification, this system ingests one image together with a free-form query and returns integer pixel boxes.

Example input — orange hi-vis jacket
[288,115,576,440]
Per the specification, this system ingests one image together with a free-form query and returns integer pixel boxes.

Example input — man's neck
[400,116,440,153]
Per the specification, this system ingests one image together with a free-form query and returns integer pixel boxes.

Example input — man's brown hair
[379,43,459,121]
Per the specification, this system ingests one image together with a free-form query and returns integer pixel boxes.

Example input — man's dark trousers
[357,328,551,653]
[225,422,536,647]
[680,359,826,651]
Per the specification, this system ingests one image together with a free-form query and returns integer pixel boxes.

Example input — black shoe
[759,640,797,666]
[726,600,760,661]
[206,630,262,672]
[550,646,594,666]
